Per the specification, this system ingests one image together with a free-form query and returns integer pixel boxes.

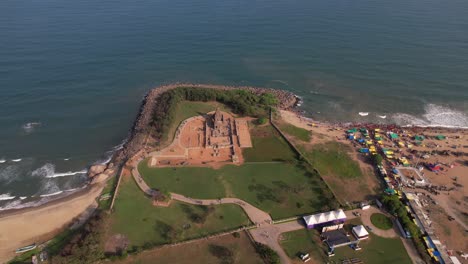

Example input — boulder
[88,164,107,178]
[91,173,109,184]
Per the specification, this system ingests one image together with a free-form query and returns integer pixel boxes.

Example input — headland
[2,84,467,264]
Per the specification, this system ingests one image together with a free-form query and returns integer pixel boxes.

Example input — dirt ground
[114,231,263,264]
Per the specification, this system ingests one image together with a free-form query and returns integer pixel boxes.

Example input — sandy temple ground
[0,184,103,263]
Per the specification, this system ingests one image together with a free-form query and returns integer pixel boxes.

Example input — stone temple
[148,108,252,167]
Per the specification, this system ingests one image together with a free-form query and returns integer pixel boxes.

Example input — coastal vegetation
[110,177,251,249]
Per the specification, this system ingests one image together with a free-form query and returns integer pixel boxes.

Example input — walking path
[170,193,272,226]
[132,168,156,196]
[249,220,305,264]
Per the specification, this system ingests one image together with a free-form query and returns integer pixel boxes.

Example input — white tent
[333,209,347,220]
[303,209,347,228]
[352,225,369,239]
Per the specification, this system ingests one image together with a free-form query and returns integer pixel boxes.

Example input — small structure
[352,225,369,240]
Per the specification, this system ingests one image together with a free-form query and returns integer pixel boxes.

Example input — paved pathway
[132,167,156,196]
[170,193,272,226]
[249,220,305,264]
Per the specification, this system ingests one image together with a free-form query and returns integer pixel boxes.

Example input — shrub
[254,243,280,264]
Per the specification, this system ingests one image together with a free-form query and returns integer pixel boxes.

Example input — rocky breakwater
[108,83,299,171]
[88,162,117,184]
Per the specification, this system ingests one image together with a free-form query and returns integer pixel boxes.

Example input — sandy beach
[0,184,103,263]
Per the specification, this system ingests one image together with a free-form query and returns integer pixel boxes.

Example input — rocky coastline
[88,83,299,180]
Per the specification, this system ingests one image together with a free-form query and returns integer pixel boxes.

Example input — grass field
[243,123,297,162]
[331,219,412,264]
[302,141,363,179]
[115,231,263,264]
[110,176,251,248]
[279,122,311,142]
[332,233,412,264]
[280,228,327,263]
[370,213,393,230]
[139,161,335,219]
[164,101,231,144]
[280,223,412,264]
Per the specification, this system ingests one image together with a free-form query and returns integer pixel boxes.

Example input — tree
[255,243,280,264]
[372,154,383,166]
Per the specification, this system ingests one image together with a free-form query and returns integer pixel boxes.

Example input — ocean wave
[358,112,369,116]
[0,159,6,164]
[22,122,41,133]
[39,191,63,197]
[378,115,387,119]
[0,194,16,201]
[46,169,87,178]
[392,104,468,128]
[32,163,87,178]
[0,198,49,211]
[11,159,22,162]
[20,196,27,200]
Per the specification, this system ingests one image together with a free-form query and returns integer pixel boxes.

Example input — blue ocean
[1,0,467,209]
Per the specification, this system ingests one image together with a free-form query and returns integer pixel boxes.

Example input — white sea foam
[392,104,468,128]
[0,159,6,164]
[0,194,16,201]
[22,122,41,133]
[358,112,369,116]
[378,115,387,119]
[20,196,27,200]
[32,163,87,178]
[40,191,63,197]
[63,158,70,161]
[11,159,22,162]
[46,170,87,178]
[0,165,19,184]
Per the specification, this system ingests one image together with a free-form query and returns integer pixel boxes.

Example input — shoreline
[0,83,466,262]
[2,83,466,214]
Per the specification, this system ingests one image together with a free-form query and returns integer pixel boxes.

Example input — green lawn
[280,225,412,264]
[331,219,412,264]
[279,123,311,142]
[164,101,230,144]
[139,161,335,219]
[280,228,327,263]
[332,233,412,264]
[370,213,393,230]
[302,141,363,179]
[243,124,297,162]
[111,177,251,248]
